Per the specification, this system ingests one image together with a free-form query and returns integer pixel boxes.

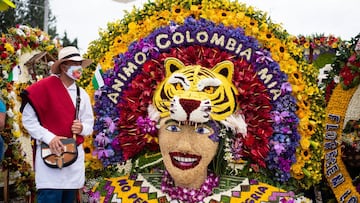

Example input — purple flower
[255,50,274,65]
[169,21,179,33]
[231,137,244,160]
[141,42,159,55]
[104,117,116,133]
[136,116,158,135]
[281,82,292,94]
[272,111,290,124]
[161,170,219,202]
[273,141,286,155]
[278,157,291,172]
[111,136,122,152]
[95,132,110,147]
[88,191,100,203]
[93,148,109,159]
[207,120,222,142]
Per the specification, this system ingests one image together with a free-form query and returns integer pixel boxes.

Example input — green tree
[0,0,26,33]
[61,31,78,47]
[23,0,57,36]
[0,0,77,47]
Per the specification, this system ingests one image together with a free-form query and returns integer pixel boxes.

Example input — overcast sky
[50,0,360,54]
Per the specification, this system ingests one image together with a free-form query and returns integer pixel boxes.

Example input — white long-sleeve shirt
[22,81,94,189]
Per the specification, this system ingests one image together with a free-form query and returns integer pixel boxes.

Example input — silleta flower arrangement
[85,0,324,193]
[293,34,340,63]
[0,25,58,197]
[321,34,360,99]
[324,34,360,202]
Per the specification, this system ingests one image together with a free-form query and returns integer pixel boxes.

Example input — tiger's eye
[175,83,183,90]
[203,86,215,94]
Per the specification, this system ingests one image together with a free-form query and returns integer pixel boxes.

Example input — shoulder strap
[72,85,81,140]
[75,85,81,120]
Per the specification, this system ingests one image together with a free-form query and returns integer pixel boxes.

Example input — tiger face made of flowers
[153,57,238,123]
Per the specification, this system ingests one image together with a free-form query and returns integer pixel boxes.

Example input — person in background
[0,97,6,161]
[21,46,94,203]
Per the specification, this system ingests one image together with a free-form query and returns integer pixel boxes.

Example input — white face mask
[65,65,83,80]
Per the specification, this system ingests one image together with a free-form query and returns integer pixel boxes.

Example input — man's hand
[49,136,66,156]
[71,120,83,135]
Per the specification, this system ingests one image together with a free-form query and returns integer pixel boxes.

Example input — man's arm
[21,103,56,144]
[0,100,6,130]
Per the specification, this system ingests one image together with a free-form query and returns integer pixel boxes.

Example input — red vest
[24,76,83,144]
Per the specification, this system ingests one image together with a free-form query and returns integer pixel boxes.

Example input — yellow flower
[128,22,138,32]
[202,9,222,23]
[298,117,315,137]
[301,149,311,161]
[45,45,55,52]
[291,162,305,179]
[171,5,184,18]
[305,85,317,96]
[268,40,289,62]
[314,38,321,45]
[4,43,15,54]
[158,10,171,20]
[190,5,201,16]
[91,159,104,170]
[220,11,237,26]
[296,99,310,119]
[13,130,21,138]
[303,41,310,49]
[300,137,310,150]
[279,59,297,74]
[288,70,305,87]
[331,42,338,49]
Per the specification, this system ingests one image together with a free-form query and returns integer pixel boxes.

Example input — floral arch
[83,0,325,196]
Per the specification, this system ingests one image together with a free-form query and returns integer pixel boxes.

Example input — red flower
[1,52,8,59]
[340,64,359,87]
[348,54,360,68]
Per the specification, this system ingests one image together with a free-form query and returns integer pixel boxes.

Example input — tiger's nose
[179,98,201,120]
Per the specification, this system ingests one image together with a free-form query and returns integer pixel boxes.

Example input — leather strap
[74,85,81,139]
[75,85,80,120]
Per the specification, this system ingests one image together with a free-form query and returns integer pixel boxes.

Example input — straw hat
[51,46,92,74]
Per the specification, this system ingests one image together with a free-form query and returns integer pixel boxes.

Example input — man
[21,46,94,203]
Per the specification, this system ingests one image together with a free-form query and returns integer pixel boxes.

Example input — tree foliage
[0,0,77,47]
[61,31,78,47]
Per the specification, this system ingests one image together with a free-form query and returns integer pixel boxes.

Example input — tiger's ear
[164,57,185,77]
[211,60,234,82]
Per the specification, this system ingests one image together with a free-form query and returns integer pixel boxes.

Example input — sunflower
[190,5,202,17]
[291,162,305,180]
[296,99,310,119]
[300,137,311,150]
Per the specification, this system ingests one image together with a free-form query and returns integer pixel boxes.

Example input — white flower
[220,114,247,137]
[6,109,14,118]
[295,196,313,203]
[12,122,20,132]
[147,104,161,122]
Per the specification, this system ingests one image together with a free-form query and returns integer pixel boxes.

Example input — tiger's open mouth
[169,152,201,170]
